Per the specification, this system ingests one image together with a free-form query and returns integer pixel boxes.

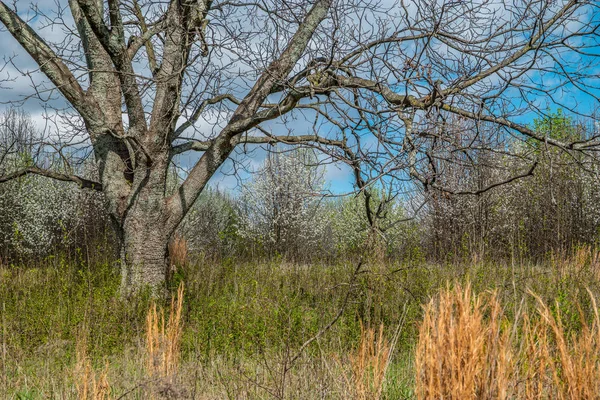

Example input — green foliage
[533,108,577,142]
[3,254,600,397]
[327,189,423,261]
[178,188,243,260]
[0,256,146,360]
[14,389,38,400]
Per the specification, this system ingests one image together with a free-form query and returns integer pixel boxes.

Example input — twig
[115,377,161,400]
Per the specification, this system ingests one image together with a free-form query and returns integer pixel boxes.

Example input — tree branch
[167,0,333,230]
[222,0,333,135]
[75,0,116,53]
[173,93,240,139]
[76,0,147,136]
[439,0,580,98]
[314,73,597,150]
[0,167,103,191]
[0,1,94,122]
[430,162,538,196]
[171,133,349,155]
[127,0,165,71]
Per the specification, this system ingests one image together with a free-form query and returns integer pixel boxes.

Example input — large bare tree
[0,0,598,294]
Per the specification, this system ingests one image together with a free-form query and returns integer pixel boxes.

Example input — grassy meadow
[2,248,600,399]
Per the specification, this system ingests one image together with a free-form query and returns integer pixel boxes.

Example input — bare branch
[173,93,240,139]
[0,167,103,191]
[171,133,348,155]
[222,0,333,134]
[127,0,164,71]
[169,0,334,228]
[430,162,538,196]
[76,0,147,135]
[0,1,94,121]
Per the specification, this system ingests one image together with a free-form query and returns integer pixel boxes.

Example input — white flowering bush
[326,190,422,260]
[236,149,330,259]
[327,195,369,254]
[0,155,110,260]
[0,108,112,260]
[234,148,422,260]
[9,174,78,255]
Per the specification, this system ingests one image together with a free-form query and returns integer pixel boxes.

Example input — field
[1,0,600,398]
[3,248,600,399]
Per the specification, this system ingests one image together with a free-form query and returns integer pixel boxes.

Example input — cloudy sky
[0,0,363,194]
[1,0,599,197]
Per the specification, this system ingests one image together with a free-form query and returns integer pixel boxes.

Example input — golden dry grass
[415,282,600,400]
[518,290,600,399]
[339,322,394,400]
[551,244,600,281]
[145,282,184,380]
[415,282,513,399]
[168,235,189,273]
[74,329,111,400]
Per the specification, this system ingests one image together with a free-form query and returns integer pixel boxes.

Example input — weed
[348,322,392,400]
[74,328,111,400]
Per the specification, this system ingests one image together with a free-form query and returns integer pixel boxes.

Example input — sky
[1,0,599,198]
[0,0,362,194]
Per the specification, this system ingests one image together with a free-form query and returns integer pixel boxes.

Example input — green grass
[1,251,600,398]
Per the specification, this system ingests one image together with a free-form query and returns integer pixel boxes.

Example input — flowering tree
[238,149,327,259]
[0,0,598,294]
[0,109,109,260]
[426,112,600,260]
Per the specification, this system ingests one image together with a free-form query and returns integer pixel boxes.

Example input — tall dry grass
[415,282,512,399]
[520,291,600,399]
[70,283,186,400]
[340,322,396,400]
[551,244,600,280]
[145,282,185,379]
[415,283,600,399]
[168,236,189,273]
[74,329,111,400]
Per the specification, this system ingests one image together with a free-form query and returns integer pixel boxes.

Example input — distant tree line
[427,110,600,261]
[1,109,599,264]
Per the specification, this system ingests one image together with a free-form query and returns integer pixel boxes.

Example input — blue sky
[0,0,361,194]
[1,0,599,198]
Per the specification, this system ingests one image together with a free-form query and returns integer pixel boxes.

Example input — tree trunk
[120,216,169,297]
[118,163,172,297]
